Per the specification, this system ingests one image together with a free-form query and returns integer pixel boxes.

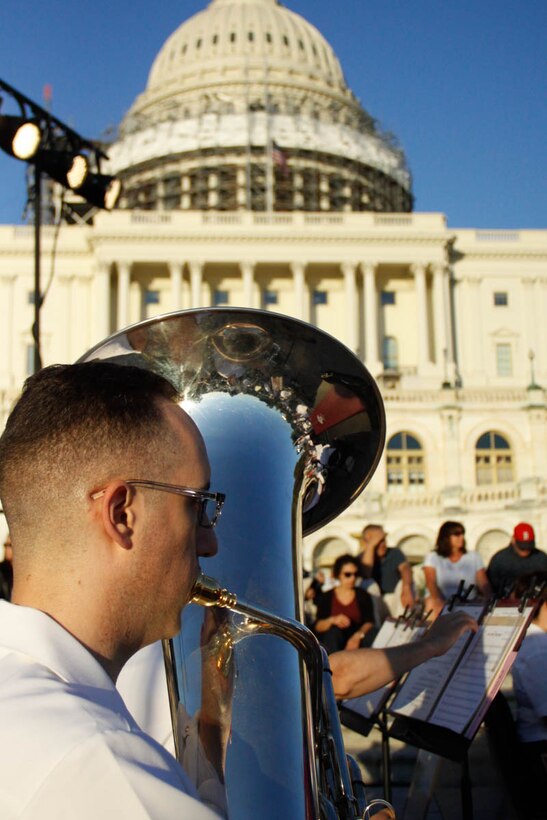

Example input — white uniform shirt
[0,601,219,819]
[512,622,547,743]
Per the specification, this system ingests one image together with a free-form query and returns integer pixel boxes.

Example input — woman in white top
[423,521,492,618]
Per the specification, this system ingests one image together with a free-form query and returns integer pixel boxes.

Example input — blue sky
[0,0,545,228]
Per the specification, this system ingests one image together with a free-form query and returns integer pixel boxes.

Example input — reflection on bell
[212,322,272,362]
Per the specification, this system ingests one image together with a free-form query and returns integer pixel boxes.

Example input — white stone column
[241,261,255,308]
[291,262,307,321]
[341,261,358,352]
[432,263,448,371]
[362,262,379,370]
[189,261,203,307]
[0,275,16,388]
[117,262,131,330]
[94,261,112,342]
[411,263,431,370]
[169,262,184,311]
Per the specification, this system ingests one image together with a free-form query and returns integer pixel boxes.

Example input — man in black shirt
[487,522,547,595]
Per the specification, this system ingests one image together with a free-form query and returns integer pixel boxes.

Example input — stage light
[33,148,89,189]
[0,115,41,159]
[74,173,121,210]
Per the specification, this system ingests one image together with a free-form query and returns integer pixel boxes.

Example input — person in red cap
[487,522,547,595]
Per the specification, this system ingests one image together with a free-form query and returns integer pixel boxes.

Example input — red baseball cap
[513,522,535,547]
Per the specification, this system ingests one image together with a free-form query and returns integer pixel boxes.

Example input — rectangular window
[144,290,160,305]
[496,343,512,376]
[381,290,396,306]
[313,290,327,306]
[262,290,278,306]
[494,292,508,306]
[214,289,229,306]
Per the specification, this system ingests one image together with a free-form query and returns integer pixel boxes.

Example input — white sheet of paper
[389,604,484,721]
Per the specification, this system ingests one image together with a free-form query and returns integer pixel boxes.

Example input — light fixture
[33,147,89,189]
[0,114,41,159]
[0,77,122,373]
[74,173,121,210]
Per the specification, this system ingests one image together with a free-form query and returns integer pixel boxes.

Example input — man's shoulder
[487,545,512,566]
[0,651,206,819]
[386,547,406,564]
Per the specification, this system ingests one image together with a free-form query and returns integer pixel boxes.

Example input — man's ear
[100,482,135,549]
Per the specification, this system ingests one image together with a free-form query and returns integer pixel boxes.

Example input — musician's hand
[423,610,478,657]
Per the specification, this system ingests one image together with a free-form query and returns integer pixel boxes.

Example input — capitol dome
[107,0,413,213]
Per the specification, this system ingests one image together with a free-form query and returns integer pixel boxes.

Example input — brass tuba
[81,308,386,819]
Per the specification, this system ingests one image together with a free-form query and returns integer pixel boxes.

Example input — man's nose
[197,525,218,558]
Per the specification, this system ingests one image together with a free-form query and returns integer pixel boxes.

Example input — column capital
[431,262,447,276]
[340,261,357,277]
[290,261,307,276]
[361,261,378,275]
[410,262,427,276]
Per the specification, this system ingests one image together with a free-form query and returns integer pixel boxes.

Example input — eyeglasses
[91,479,226,529]
[342,571,358,577]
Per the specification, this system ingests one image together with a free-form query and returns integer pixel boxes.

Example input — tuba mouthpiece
[191,572,238,609]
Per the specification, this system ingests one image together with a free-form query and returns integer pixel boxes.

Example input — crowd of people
[307,520,547,647]
[305,519,547,814]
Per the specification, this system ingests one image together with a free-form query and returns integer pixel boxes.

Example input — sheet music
[389,604,484,722]
[342,618,424,720]
[429,605,533,734]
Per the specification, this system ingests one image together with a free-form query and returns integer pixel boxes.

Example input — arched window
[475,432,514,485]
[386,432,425,492]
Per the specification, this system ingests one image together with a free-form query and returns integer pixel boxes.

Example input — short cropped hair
[332,553,359,579]
[0,362,179,533]
[435,520,466,558]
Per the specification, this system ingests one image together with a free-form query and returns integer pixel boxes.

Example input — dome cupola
[107,0,412,213]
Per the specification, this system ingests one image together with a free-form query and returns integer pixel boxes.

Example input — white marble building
[0,0,545,571]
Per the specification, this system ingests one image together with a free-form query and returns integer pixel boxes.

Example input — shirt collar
[0,600,115,691]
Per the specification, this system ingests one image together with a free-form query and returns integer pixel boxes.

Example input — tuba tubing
[190,572,363,819]
[191,572,323,727]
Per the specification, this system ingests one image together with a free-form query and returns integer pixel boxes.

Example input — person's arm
[344,621,374,650]
[358,543,376,578]
[475,567,493,599]
[486,554,502,596]
[315,613,351,632]
[422,565,445,618]
[398,560,415,608]
[329,609,477,699]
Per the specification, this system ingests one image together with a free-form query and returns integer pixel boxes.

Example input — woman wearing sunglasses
[423,521,492,618]
[313,554,376,653]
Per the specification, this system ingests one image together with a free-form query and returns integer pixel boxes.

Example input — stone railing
[381,479,546,513]
[383,387,532,404]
